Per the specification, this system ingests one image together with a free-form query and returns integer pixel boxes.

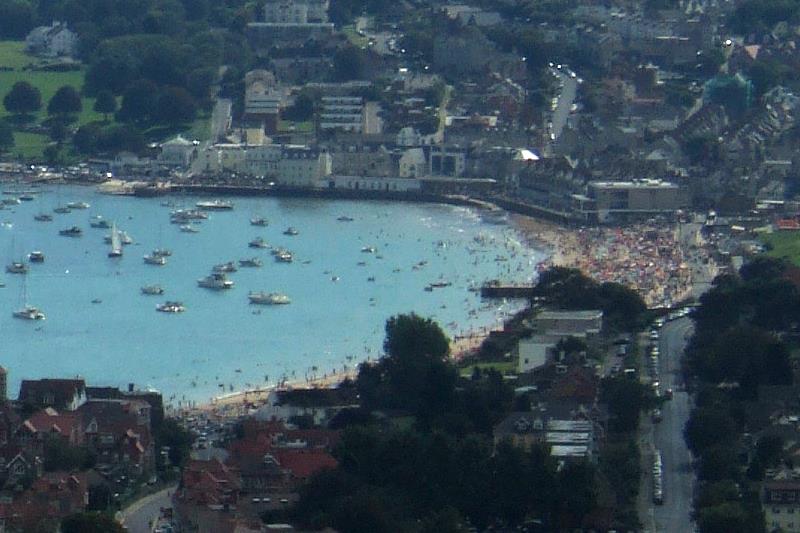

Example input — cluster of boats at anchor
[2,196,301,320]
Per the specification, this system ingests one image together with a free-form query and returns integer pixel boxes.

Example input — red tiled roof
[776,219,800,231]
[271,449,337,480]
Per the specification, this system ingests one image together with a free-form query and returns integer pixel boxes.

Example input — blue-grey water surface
[0,187,544,405]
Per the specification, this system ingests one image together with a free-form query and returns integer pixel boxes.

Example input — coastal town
[2,0,800,531]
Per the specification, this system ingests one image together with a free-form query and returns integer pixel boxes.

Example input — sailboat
[12,276,45,320]
[108,222,122,258]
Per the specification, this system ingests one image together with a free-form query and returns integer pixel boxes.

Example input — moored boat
[196,199,234,210]
[143,254,167,266]
[212,261,237,273]
[274,250,293,263]
[250,217,268,226]
[248,292,291,305]
[141,285,165,295]
[89,215,111,229]
[6,262,27,274]
[180,224,199,233]
[239,257,263,268]
[197,272,234,290]
[283,227,299,236]
[108,223,123,258]
[249,237,269,249]
[34,213,52,222]
[28,251,44,263]
[156,301,185,313]
[67,201,90,209]
[13,305,45,320]
[59,226,82,237]
[337,215,354,222]
[53,206,71,214]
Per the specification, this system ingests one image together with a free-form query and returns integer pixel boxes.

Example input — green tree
[0,120,13,154]
[60,512,126,533]
[117,79,159,124]
[333,46,366,81]
[0,1,35,39]
[155,86,197,125]
[156,418,193,469]
[3,81,42,116]
[685,407,736,457]
[48,85,83,116]
[284,93,315,122]
[93,90,117,121]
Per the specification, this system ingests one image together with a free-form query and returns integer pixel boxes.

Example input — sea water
[0,187,545,404]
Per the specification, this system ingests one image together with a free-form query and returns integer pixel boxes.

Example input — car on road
[665,388,673,399]
[649,330,659,341]
[652,408,663,422]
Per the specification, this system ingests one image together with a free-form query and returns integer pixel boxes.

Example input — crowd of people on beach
[531,221,693,308]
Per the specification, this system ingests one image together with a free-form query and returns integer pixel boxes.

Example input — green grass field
[0,42,105,126]
[761,231,800,266]
[11,131,50,160]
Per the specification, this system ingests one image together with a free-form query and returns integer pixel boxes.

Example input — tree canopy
[3,81,42,116]
[48,85,83,116]
[533,267,648,331]
[60,512,126,533]
[0,120,13,154]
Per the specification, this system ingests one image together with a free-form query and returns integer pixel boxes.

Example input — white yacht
[156,301,185,313]
[6,262,27,274]
[171,209,208,223]
[108,223,123,258]
[180,224,199,233]
[249,237,269,249]
[213,261,237,273]
[196,199,234,210]
[274,250,293,263]
[250,217,268,226]
[28,251,45,263]
[143,254,167,266]
[141,285,165,295]
[13,305,45,320]
[239,257,263,268]
[248,292,290,305]
[152,248,172,257]
[104,230,132,245]
[198,272,234,290]
[67,201,90,209]
[89,216,111,229]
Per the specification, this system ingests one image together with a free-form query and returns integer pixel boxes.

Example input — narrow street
[639,317,696,533]
[119,484,177,533]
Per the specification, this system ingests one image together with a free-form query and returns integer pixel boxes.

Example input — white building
[158,136,196,168]
[263,0,329,23]
[399,148,427,178]
[533,310,603,336]
[327,176,422,192]
[517,334,561,373]
[277,146,332,187]
[25,22,78,57]
[319,96,364,133]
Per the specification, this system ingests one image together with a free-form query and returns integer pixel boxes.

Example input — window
[774,508,781,514]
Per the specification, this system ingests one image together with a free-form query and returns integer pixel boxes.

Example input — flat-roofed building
[533,309,603,336]
[764,479,800,532]
[575,179,686,223]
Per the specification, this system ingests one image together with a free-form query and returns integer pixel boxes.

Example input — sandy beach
[510,213,694,308]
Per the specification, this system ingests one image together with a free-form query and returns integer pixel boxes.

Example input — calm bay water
[0,187,545,405]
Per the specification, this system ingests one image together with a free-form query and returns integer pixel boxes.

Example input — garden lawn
[11,131,49,159]
[762,231,800,266]
[0,41,104,126]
